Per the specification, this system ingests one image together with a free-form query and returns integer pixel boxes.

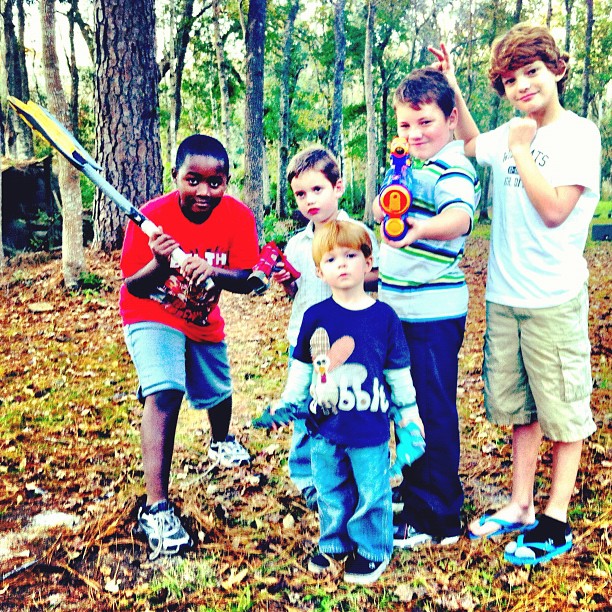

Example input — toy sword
[7,96,202,277]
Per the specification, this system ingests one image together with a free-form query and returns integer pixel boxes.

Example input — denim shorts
[483,285,596,442]
[124,322,232,410]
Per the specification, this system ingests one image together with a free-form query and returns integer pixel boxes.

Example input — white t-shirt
[476,110,601,308]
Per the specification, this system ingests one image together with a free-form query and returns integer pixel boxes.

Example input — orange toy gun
[378,136,413,241]
[248,241,301,295]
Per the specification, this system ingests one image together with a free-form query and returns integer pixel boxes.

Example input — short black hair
[394,68,456,118]
[175,135,230,176]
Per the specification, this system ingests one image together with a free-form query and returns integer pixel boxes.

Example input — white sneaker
[135,500,192,560]
[393,523,460,549]
[208,435,250,467]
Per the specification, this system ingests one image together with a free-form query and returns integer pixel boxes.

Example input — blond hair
[312,221,372,267]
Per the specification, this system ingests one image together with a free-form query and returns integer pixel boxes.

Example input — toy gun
[248,241,301,295]
[7,96,214,291]
[378,136,413,241]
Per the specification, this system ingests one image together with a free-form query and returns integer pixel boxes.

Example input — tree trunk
[243,0,266,236]
[167,0,195,165]
[276,0,299,219]
[71,0,94,62]
[93,0,162,251]
[212,0,231,149]
[564,0,573,53]
[1,0,32,157]
[363,0,376,225]
[327,0,345,158]
[15,0,32,157]
[41,0,85,288]
[68,0,80,135]
[581,0,593,118]
[0,152,4,265]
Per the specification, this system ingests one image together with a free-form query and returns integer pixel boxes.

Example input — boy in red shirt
[120,135,259,559]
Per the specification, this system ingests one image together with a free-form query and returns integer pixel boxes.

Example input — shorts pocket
[556,340,592,403]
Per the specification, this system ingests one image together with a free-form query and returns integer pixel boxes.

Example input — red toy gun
[248,241,301,295]
[378,136,413,241]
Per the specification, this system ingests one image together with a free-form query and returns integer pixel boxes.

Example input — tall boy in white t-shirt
[431,23,601,565]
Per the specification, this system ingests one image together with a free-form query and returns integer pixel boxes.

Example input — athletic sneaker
[135,500,192,560]
[393,523,460,549]
[391,486,404,514]
[208,435,250,467]
[307,551,348,575]
[344,552,389,585]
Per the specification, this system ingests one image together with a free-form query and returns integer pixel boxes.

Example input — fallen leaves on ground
[0,238,610,611]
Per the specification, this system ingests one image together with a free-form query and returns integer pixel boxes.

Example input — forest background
[0,0,610,611]
[0,0,610,284]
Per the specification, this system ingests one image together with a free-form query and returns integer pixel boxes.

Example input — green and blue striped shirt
[379,140,481,322]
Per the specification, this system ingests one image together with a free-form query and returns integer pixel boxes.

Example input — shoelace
[148,509,176,561]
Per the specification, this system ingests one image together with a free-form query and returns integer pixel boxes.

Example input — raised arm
[429,44,480,158]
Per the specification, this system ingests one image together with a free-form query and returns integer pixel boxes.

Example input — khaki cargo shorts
[483,285,596,442]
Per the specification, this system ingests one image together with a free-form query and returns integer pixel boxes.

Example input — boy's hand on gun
[271,262,295,288]
[381,217,423,249]
[179,254,217,290]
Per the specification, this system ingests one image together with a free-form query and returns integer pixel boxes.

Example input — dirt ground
[0,236,610,611]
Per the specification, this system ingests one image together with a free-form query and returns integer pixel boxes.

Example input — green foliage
[78,271,106,292]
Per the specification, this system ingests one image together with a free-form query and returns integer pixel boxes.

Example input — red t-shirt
[119,191,259,342]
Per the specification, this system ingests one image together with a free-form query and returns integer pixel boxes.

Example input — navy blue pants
[399,317,466,538]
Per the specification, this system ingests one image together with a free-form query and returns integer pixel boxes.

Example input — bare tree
[363,0,377,224]
[167,0,195,162]
[581,0,593,117]
[1,0,32,157]
[66,0,80,135]
[41,0,85,288]
[276,0,299,219]
[40,0,85,288]
[327,0,345,158]
[93,0,163,251]
[243,0,266,235]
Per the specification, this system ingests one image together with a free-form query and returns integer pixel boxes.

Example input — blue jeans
[287,348,314,493]
[288,411,314,492]
[312,436,392,562]
[399,317,465,538]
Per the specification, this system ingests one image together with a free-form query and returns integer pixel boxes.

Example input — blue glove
[390,421,426,479]
[252,402,299,429]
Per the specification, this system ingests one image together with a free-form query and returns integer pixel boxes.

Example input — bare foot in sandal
[468,503,537,540]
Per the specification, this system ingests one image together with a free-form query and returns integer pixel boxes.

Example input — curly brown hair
[488,23,569,97]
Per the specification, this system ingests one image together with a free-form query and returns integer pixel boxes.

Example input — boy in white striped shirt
[374,68,481,548]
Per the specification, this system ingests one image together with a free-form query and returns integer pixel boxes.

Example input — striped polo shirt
[379,140,481,322]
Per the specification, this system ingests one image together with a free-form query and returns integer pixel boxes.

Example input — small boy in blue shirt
[253,147,379,510]
[374,68,480,547]
[275,220,424,584]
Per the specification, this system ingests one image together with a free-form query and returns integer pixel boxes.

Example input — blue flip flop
[468,513,538,540]
[504,530,572,565]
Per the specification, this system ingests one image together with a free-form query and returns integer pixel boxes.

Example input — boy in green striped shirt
[373,68,480,547]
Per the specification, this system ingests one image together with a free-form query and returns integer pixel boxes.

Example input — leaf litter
[0,238,610,611]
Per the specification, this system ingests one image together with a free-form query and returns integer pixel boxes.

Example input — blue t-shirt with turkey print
[293,297,411,448]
